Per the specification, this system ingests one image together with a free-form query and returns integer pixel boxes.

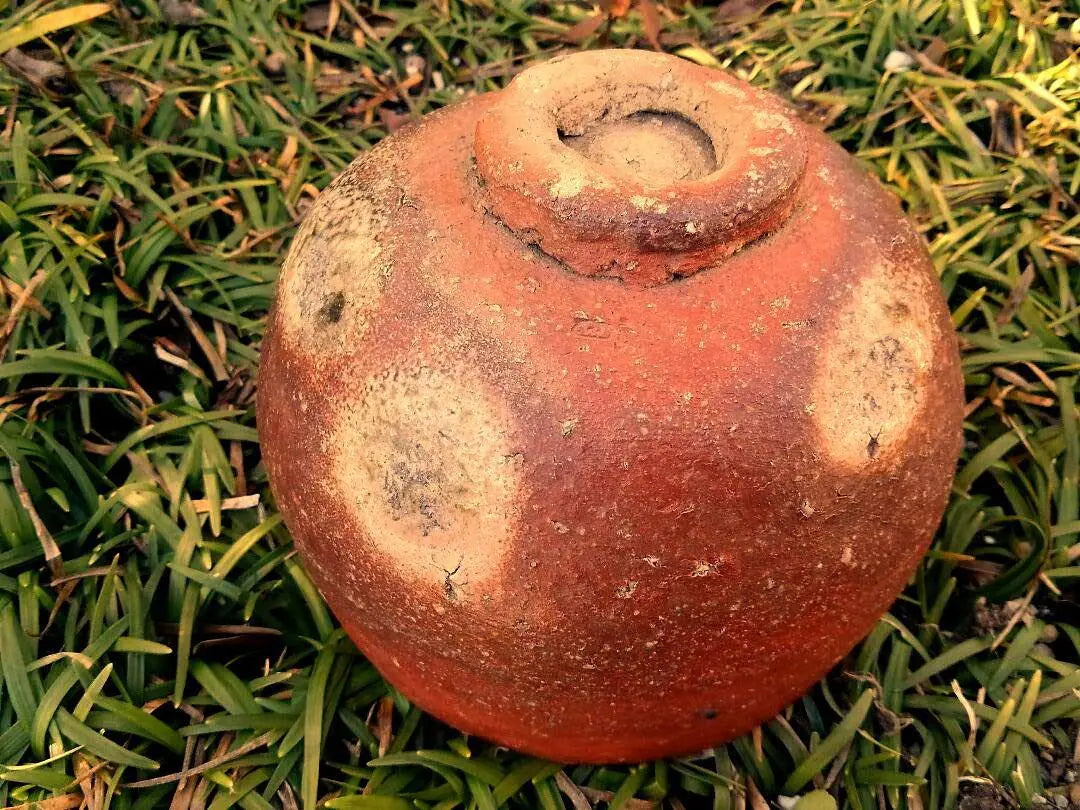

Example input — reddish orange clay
[258,49,963,763]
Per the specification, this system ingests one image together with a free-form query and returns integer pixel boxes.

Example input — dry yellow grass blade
[0,3,111,54]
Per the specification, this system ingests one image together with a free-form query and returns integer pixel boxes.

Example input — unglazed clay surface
[258,49,964,763]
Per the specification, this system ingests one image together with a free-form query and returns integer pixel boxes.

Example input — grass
[0,0,1077,808]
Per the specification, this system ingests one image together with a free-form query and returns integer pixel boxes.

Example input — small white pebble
[883,50,916,72]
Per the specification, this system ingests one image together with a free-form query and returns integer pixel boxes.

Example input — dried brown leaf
[996,263,1036,325]
[161,0,207,26]
[125,732,278,788]
[562,13,606,44]
[555,772,593,810]
[5,793,83,810]
[1,47,64,86]
[11,461,63,578]
[378,106,411,133]
[1,268,48,359]
[636,0,662,50]
[921,36,948,65]
[715,0,779,19]
[376,695,394,755]
[986,98,1025,157]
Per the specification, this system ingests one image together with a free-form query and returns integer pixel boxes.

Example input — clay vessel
[258,49,963,763]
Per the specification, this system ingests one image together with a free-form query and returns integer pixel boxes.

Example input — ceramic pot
[258,48,963,763]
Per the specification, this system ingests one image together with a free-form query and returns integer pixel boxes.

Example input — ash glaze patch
[752,110,796,136]
[811,267,936,468]
[549,172,585,200]
[327,362,525,601]
[630,195,670,214]
[276,152,398,355]
[707,81,748,101]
